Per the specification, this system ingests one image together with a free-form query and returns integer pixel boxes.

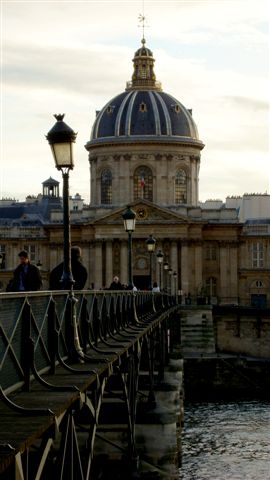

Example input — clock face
[137,208,147,219]
[137,257,147,269]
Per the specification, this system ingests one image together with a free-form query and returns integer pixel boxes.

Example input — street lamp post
[46,114,85,362]
[146,234,156,290]
[163,261,169,292]
[46,114,77,290]
[156,249,164,290]
[122,206,136,290]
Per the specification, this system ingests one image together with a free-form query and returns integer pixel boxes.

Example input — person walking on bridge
[109,276,123,290]
[49,246,88,290]
[7,250,42,292]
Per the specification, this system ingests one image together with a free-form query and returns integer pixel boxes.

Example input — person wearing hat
[7,250,42,292]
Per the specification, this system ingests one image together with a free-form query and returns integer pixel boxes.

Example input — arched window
[101,169,112,204]
[134,166,153,201]
[175,169,187,204]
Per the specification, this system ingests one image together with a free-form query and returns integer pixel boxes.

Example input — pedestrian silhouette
[7,250,42,292]
[49,246,88,290]
[152,282,160,292]
[109,276,123,290]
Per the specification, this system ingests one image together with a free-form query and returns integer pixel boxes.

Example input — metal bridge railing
[0,290,175,406]
[0,290,179,479]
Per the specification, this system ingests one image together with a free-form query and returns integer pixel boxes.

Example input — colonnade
[83,238,203,293]
[47,238,238,301]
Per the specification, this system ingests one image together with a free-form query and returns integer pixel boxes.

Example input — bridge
[0,290,182,480]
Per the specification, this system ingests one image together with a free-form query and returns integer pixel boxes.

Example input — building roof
[0,186,62,225]
[42,176,59,186]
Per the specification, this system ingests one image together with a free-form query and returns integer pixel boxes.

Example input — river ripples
[179,400,270,480]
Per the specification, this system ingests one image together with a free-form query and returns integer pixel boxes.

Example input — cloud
[1,0,269,204]
[3,43,131,96]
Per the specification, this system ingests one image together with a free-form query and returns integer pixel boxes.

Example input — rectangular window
[206,277,217,296]
[24,244,36,263]
[252,242,264,268]
[206,245,217,261]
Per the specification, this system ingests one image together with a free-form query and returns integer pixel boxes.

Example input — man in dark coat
[109,276,123,290]
[49,246,88,290]
[7,250,42,292]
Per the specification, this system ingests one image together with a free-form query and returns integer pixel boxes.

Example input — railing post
[21,300,31,392]
[48,298,57,374]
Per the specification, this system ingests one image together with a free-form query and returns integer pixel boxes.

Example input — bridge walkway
[0,290,178,479]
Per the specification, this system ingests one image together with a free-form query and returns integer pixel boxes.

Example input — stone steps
[180,310,216,354]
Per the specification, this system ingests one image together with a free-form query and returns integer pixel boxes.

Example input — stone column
[120,240,128,285]
[120,154,131,204]
[219,242,228,302]
[194,242,203,293]
[106,240,113,288]
[88,241,95,289]
[167,155,173,204]
[170,241,178,272]
[158,155,167,205]
[90,157,97,205]
[94,240,103,290]
[181,241,189,296]
[170,241,178,293]
[230,243,238,303]
[114,156,120,204]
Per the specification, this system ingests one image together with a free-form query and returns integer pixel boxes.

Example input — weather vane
[138,12,149,43]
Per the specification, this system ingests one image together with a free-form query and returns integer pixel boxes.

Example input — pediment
[93,200,189,225]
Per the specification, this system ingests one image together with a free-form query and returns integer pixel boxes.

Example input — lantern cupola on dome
[126,38,161,91]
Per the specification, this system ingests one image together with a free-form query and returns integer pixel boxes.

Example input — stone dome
[90,90,201,146]
[86,39,204,151]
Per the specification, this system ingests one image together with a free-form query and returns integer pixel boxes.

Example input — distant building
[0,39,269,307]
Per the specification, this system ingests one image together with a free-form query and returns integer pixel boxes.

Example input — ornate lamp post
[146,234,156,290]
[163,261,169,292]
[156,249,164,290]
[46,114,77,290]
[122,206,136,289]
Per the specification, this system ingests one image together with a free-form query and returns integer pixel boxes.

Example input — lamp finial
[54,114,65,121]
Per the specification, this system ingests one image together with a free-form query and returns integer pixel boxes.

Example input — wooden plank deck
[0,348,122,474]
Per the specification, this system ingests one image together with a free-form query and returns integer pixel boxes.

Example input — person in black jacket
[7,250,42,292]
[49,246,88,290]
[109,276,123,290]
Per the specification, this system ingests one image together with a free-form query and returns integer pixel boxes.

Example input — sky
[1,0,269,204]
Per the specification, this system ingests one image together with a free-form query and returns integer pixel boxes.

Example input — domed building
[82,38,244,296]
[85,38,204,210]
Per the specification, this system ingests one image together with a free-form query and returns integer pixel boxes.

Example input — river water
[179,400,270,480]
